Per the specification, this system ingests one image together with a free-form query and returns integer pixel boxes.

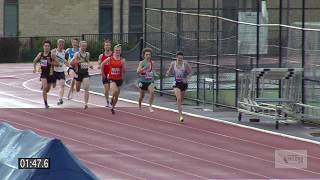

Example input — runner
[97,39,113,107]
[137,48,157,112]
[51,39,67,105]
[70,41,93,109]
[32,40,58,108]
[66,38,80,100]
[166,51,192,123]
[101,44,126,114]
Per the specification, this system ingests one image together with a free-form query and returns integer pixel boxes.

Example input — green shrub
[0,37,20,62]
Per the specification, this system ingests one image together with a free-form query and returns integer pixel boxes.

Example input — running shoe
[179,116,184,124]
[57,99,63,105]
[111,108,115,114]
[149,106,154,112]
[84,105,88,109]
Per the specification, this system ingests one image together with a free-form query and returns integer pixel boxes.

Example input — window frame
[4,0,18,36]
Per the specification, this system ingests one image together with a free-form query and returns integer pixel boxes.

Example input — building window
[99,0,113,34]
[4,0,18,36]
[129,0,143,32]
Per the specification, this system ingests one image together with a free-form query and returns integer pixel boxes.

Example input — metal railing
[0,32,143,62]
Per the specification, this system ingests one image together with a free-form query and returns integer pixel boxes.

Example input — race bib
[145,71,153,80]
[40,59,48,67]
[176,74,184,81]
[111,68,121,75]
[80,63,89,69]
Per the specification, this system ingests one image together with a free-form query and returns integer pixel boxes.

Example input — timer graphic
[18,158,50,169]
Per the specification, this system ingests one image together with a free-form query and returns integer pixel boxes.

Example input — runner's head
[79,41,87,52]
[71,38,79,49]
[114,44,122,56]
[142,48,152,61]
[57,39,65,50]
[43,40,51,53]
[176,51,184,62]
[104,39,112,52]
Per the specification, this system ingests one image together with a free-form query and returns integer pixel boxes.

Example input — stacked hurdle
[237,68,304,129]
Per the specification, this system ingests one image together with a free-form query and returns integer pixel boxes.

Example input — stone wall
[19,0,99,36]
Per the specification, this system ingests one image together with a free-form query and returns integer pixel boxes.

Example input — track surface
[1,63,320,180]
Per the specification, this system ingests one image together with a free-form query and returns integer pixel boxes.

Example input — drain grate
[310,132,320,137]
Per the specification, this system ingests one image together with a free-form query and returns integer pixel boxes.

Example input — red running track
[1,63,320,180]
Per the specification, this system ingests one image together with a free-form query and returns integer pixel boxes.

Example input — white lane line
[0,120,146,180]
[14,108,273,178]
[21,77,320,160]
[0,117,208,180]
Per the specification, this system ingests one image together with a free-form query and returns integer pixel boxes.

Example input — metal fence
[144,0,320,109]
[0,32,143,62]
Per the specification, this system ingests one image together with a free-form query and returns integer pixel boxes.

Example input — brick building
[0,0,143,36]
[1,0,320,37]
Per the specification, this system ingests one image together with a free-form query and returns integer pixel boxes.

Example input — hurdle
[237,68,304,129]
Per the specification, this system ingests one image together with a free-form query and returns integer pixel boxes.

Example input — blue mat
[0,122,98,180]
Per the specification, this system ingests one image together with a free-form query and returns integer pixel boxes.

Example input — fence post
[177,0,181,50]
[30,37,34,60]
[196,0,200,105]
[215,0,220,106]
[144,0,147,47]
[279,0,283,99]
[302,0,305,104]
[196,31,200,105]
[235,0,240,107]
[256,0,261,99]
[81,34,85,41]
[139,37,143,61]
[203,78,206,110]
[160,0,164,96]
[213,76,215,110]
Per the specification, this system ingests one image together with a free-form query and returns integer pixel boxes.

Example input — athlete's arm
[151,61,159,78]
[136,61,144,74]
[70,52,79,66]
[50,49,58,66]
[100,57,110,78]
[50,58,60,66]
[97,54,103,69]
[64,55,69,66]
[186,62,193,80]
[166,62,174,77]
[88,53,93,69]
[32,53,41,73]
[122,58,126,75]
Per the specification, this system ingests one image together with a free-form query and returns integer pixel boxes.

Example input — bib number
[145,71,153,80]
[80,63,89,69]
[40,59,48,67]
[111,68,121,75]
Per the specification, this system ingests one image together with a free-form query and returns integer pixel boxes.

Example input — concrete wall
[0,0,4,36]
[19,0,99,36]
[123,0,129,33]
[113,0,120,33]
